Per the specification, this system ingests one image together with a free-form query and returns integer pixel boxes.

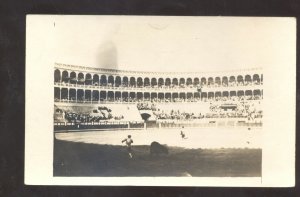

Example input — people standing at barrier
[122,135,134,158]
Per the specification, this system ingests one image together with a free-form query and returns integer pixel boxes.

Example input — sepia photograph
[25,15,295,186]
[53,65,263,177]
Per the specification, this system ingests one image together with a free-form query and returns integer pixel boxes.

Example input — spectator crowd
[54,106,124,123]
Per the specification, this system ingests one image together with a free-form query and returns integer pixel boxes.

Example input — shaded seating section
[59,106,115,123]
[54,103,143,123]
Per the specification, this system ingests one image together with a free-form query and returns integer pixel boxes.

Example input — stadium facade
[54,63,263,131]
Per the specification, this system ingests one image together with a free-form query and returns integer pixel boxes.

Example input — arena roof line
[54,62,263,76]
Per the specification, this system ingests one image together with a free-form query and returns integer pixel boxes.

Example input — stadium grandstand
[54,63,263,131]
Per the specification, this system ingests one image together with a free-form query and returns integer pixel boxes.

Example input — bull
[150,141,169,155]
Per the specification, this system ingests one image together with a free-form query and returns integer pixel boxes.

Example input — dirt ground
[55,127,262,149]
[53,139,261,177]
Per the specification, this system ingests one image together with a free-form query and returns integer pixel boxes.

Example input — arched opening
[77,89,84,101]
[70,72,77,84]
[229,76,235,82]
[222,91,229,98]
[229,76,236,86]
[78,73,84,85]
[100,91,107,101]
[253,89,261,99]
[137,77,143,87]
[151,78,157,87]
[137,92,143,100]
[158,93,164,101]
[151,92,157,100]
[158,78,164,87]
[172,78,178,86]
[144,78,150,87]
[85,73,92,85]
[85,90,91,101]
[115,91,121,101]
[253,74,260,84]
[201,77,207,85]
[237,90,244,97]
[144,92,150,101]
[194,78,199,86]
[129,77,136,87]
[237,75,244,85]
[141,113,151,121]
[215,91,221,99]
[92,90,99,101]
[165,78,171,86]
[107,91,114,101]
[208,77,214,86]
[187,92,193,99]
[115,76,121,87]
[165,93,171,100]
[194,92,200,99]
[172,93,178,101]
[54,69,61,83]
[108,75,114,86]
[245,90,253,96]
[222,76,228,86]
[179,92,186,100]
[61,88,68,100]
[62,71,69,83]
[100,75,107,86]
[54,87,60,100]
[186,78,192,86]
[122,92,129,101]
[245,75,252,85]
[215,77,221,86]
[230,91,237,97]
[208,92,214,99]
[69,89,76,101]
[129,92,136,101]
[201,92,207,99]
[179,78,185,86]
[123,76,128,87]
[93,74,99,86]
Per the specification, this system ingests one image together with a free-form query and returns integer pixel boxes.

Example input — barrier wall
[54,121,130,131]
[54,118,262,132]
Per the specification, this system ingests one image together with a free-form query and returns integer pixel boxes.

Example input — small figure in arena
[180,126,188,139]
[122,135,134,158]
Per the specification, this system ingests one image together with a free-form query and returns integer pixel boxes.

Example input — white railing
[54,81,262,91]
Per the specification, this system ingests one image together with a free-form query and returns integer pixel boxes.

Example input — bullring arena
[53,63,263,177]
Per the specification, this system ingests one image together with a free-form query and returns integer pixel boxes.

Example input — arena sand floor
[54,127,262,177]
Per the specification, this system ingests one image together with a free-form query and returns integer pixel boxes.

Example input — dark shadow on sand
[54,139,261,177]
